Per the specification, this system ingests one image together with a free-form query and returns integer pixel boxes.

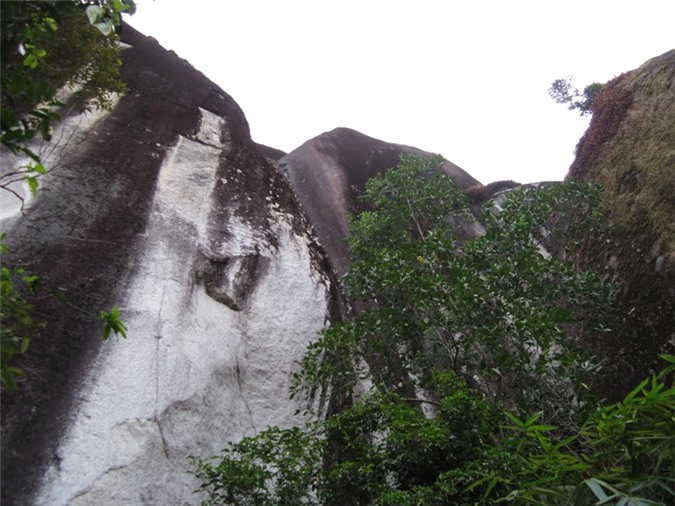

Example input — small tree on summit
[549,76,604,116]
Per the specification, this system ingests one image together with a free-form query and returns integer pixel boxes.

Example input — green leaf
[44,17,58,31]
[22,274,39,292]
[100,308,128,340]
[624,377,650,403]
[113,0,131,12]
[23,54,38,69]
[31,163,47,174]
[94,21,114,36]
[86,5,107,25]
[657,354,675,378]
[524,411,543,428]
[24,149,40,163]
[584,478,610,501]
[24,176,38,196]
[528,424,557,432]
[503,410,525,429]
[552,434,578,451]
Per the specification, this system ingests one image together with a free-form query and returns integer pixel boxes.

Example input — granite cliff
[0,23,474,505]
[1,24,335,505]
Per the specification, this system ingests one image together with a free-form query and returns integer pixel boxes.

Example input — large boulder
[1,24,334,505]
[279,127,479,276]
[568,49,675,393]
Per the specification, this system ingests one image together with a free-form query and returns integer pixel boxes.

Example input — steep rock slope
[568,49,675,391]
[279,127,479,276]
[1,25,333,505]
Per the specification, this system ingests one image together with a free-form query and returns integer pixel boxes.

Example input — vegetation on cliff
[1,0,135,193]
[567,50,675,399]
[548,76,604,116]
[193,156,674,505]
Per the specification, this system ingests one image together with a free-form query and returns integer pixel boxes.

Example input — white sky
[128,1,674,184]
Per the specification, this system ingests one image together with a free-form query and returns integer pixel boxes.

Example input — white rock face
[34,108,330,505]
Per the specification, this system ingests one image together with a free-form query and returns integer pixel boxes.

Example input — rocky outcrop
[278,127,479,276]
[570,49,674,263]
[1,24,333,505]
[568,49,675,393]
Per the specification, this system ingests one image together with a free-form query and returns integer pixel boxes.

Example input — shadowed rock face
[1,24,333,505]
[279,127,480,276]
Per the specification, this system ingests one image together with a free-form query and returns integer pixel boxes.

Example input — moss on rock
[568,50,675,396]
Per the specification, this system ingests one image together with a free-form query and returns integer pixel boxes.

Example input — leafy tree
[193,361,674,505]
[189,156,674,505]
[191,426,323,506]
[193,373,506,506]
[503,355,675,505]
[293,156,613,426]
[548,76,604,116]
[1,0,135,196]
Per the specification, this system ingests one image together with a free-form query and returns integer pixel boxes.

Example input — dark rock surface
[255,142,287,162]
[279,127,480,276]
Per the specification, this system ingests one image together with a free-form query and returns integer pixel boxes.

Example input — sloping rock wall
[568,49,675,393]
[1,25,332,505]
[278,128,479,276]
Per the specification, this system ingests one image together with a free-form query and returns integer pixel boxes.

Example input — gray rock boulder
[279,127,479,276]
[1,24,333,506]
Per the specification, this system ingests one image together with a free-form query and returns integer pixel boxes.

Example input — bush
[193,156,670,505]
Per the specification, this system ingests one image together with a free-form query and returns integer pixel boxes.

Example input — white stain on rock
[35,108,329,505]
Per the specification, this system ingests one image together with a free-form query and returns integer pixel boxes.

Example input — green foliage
[0,1,133,390]
[503,355,675,505]
[1,0,135,197]
[193,156,669,505]
[100,307,127,340]
[85,0,136,36]
[0,234,44,390]
[191,426,323,506]
[549,76,604,116]
[294,156,613,425]
[320,372,505,505]
[194,373,509,506]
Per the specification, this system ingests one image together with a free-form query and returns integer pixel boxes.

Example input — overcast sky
[128,1,674,184]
